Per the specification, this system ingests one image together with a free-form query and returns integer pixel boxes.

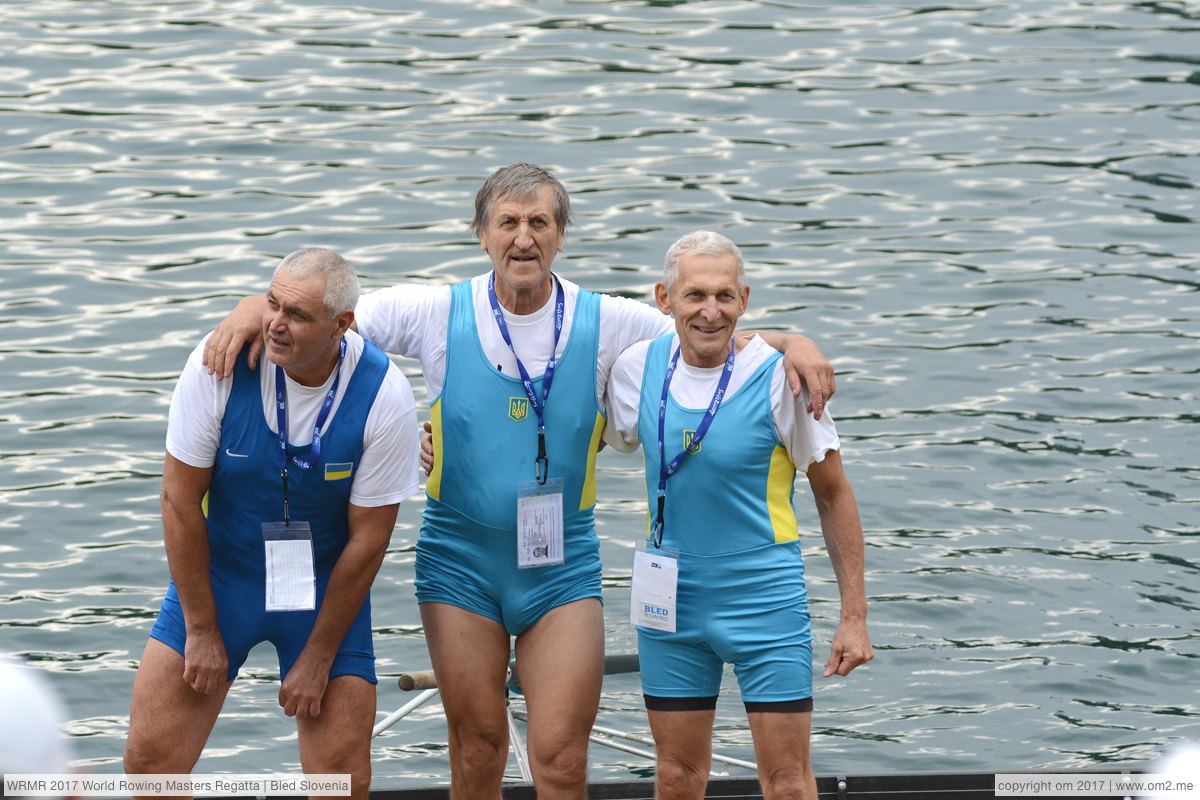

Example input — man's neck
[494,274,554,316]
[679,332,746,369]
[283,343,342,388]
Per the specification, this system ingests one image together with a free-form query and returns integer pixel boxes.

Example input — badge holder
[630,538,679,632]
[516,477,564,568]
[263,520,316,611]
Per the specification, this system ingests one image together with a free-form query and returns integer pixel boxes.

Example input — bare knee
[304,759,370,800]
[531,735,589,792]
[655,754,709,800]
[124,733,195,775]
[760,765,816,800]
[304,744,371,798]
[340,763,371,800]
[453,727,508,782]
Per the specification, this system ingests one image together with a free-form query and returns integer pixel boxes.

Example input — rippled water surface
[1,0,1197,787]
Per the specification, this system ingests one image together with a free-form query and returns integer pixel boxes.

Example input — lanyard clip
[281,468,290,525]
[652,491,666,548]
[535,427,549,485]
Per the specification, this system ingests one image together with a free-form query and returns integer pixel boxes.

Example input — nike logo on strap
[225,449,250,458]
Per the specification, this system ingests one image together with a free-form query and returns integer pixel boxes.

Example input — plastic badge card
[630,541,678,632]
[516,478,564,568]
[262,521,316,611]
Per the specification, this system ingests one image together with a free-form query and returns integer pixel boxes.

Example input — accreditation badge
[630,540,678,632]
[262,521,316,611]
[516,478,565,568]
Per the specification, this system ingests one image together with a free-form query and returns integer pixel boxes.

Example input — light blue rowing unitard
[637,334,802,557]
[415,279,606,635]
[634,334,814,704]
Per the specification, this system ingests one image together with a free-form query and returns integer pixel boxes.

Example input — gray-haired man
[125,249,419,798]
[604,231,872,800]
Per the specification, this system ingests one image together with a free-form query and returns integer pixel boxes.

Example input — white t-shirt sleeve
[351,362,421,507]
[165,334,231,468]
[602,339,651,454]
[355,284,451,394]
[771,362,840,473]
[597,294,675,404]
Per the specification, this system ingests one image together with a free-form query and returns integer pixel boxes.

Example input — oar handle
[398,670,438,691]
[603,652,640,676]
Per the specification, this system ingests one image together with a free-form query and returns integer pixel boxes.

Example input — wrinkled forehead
[488,184,559,221]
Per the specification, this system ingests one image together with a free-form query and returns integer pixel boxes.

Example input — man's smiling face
[655,250,750,368]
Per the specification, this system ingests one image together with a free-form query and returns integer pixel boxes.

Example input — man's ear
[334,309,355,338]
[654,282,671,315]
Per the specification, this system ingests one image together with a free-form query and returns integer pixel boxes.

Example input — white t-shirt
[354,273,675,404]
[604,334,840,472]
[166,329,420,508]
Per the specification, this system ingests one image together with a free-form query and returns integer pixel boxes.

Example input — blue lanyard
[487,272,565,484]
[274,336,346,522]
[653,343,735,547]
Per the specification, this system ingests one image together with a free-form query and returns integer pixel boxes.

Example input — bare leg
[420,602,512,800]
[746,711,816,800]
[514,598,604,800]
[647,708,716,800]
[296,675,377,800]
[124,639,231,798]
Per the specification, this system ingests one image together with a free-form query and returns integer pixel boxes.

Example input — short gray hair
[273,248,360,317]
[470,163,573,238]
[663,230,746,291]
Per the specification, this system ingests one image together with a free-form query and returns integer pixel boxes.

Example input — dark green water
[1,0,1196,787]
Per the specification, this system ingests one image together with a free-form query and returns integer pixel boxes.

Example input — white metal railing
[372,653,758,779]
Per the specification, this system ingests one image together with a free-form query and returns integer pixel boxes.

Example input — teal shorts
[638,541,812,705]
[415,498,602,636]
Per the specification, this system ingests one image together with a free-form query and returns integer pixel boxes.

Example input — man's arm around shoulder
[744,330,836,419]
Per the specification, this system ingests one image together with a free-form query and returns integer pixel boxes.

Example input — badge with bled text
[630,540,678,632]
